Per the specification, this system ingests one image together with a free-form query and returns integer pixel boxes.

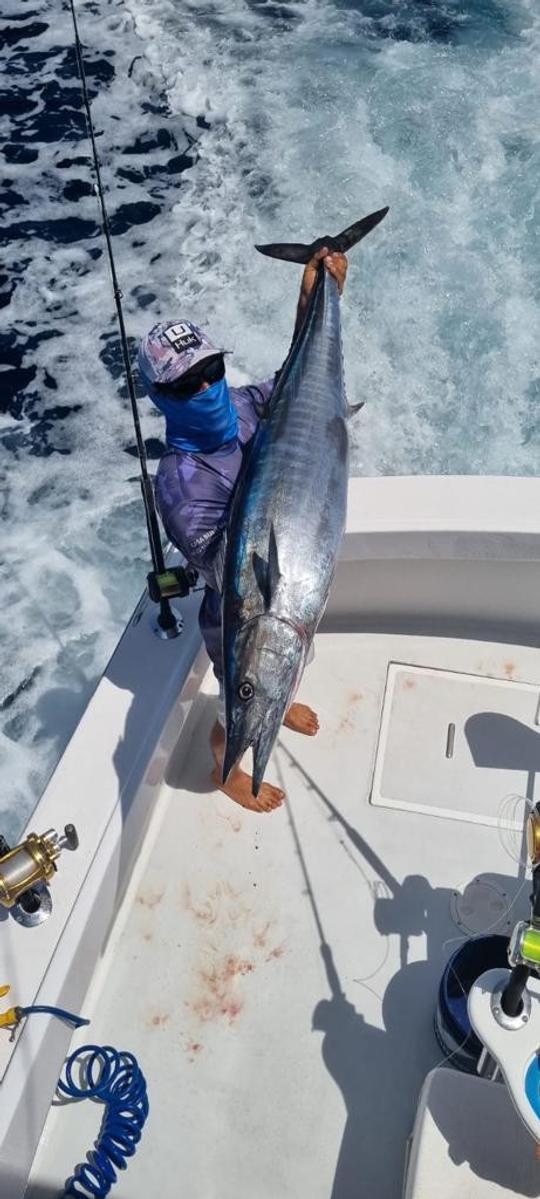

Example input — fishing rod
[67,0,197,636]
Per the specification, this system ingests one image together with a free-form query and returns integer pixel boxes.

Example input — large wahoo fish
[220,207,389,794]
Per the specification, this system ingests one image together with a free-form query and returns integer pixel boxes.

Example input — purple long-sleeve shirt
[155,376,277,677]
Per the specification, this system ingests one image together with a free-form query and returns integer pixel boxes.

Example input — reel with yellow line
[467,804,540,1143]
[509,922,540,971]
[527,808,540,868]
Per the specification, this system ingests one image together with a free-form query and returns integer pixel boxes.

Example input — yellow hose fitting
[0,986,20,1028]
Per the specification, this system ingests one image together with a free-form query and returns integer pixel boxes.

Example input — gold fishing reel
[0,825,78,911]
[527,811,540,868]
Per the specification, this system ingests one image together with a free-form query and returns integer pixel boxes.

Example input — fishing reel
[147,564,199,640]
[147,564,198,604]
[0,824,79,927]
[468,807,540,1141]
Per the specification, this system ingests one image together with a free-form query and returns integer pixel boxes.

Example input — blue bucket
[434,935,509,1073]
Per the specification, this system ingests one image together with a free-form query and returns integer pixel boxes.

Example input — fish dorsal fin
[212,527,228,595]
[251,523,282,610]
[347,400,365,418]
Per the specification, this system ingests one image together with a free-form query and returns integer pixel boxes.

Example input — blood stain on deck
[335,688,364,736]
[188,955,254,1024]
[184,882,284,1025]
[136,888,164,910]
[217,810,243,833]
[183,881,251,926]
[336,713,354,735]
[253,920,273,949]
[253,923,286,961]
[266,945,285,961]
[183,883,220,925]
[147,1011,170,1029]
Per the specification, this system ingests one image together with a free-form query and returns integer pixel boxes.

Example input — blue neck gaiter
[147,377,238,454]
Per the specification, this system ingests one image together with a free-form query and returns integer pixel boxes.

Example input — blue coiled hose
[58,1044,149,1198]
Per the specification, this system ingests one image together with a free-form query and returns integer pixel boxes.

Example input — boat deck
[26,627,539,1199]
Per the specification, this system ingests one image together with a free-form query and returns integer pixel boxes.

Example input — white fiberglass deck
[27,625,539,1199]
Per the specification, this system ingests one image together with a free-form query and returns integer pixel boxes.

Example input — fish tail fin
[255,241,315,264]
[334,207,389,253]
[255,206,389,263]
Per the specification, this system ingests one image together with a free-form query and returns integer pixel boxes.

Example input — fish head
[223,614,305,795]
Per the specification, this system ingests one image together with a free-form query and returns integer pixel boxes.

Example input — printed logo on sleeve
[164,323,202,354]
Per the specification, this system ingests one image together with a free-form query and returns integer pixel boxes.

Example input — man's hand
[302,245,348,297]
[294,246,348,336]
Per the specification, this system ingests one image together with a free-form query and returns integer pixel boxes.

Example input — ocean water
[2,0,539,838]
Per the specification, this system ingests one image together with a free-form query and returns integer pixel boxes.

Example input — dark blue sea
[1,0,539,836]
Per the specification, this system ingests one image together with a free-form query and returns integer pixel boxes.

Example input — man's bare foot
[210,720,284,813]
[283,702,319,736]
[211,764,284,813]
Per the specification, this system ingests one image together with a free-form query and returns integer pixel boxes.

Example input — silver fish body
[222,207,388,792]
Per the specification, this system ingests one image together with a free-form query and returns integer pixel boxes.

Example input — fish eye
[238,681,254,702]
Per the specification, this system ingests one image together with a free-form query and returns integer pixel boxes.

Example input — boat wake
[2,0,540,835]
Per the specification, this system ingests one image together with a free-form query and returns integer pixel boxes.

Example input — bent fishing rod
[67,0,197,636]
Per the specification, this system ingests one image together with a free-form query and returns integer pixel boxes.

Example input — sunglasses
[157,354,225,400]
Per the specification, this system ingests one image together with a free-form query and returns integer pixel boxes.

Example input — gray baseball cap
[138,319,222,385]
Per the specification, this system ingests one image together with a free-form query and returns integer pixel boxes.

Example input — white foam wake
[2,0,540,838]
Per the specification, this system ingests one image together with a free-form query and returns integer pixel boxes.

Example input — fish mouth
[251,707,287,796]
[222,698,288,797]
[221,733,246,789]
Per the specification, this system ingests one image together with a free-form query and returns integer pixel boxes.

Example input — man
[139,246,348,813]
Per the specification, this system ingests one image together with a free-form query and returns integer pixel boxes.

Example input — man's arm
[293,246,348,339]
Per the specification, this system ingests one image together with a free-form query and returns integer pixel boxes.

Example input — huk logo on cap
[163,322,202,354]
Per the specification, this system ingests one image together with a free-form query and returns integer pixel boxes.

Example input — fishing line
[433,796,537,1075]
[440,791,533,963]
[496,792,535,868]
[275,750,351,1004]
[277,752,498,1076]
[431,961,480,1074]
[282,784,326,947]
[66,0,178,635]
[352,937,390,990]
[278,739,382,894]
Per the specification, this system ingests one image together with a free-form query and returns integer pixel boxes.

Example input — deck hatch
[371,664,540,828]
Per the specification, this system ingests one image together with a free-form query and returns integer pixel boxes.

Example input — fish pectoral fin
[347,401,365,419]
[267,523,282,603]
[252,550,270,607]
[212,528,228,595]
[251,524,282,610]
